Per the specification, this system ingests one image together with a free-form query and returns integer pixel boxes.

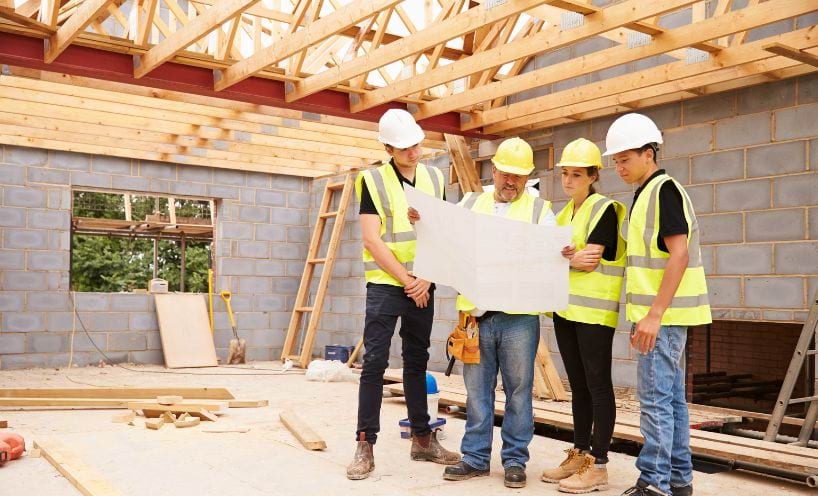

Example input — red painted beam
[0,31,495,139]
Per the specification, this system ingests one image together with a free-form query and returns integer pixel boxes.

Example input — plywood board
[154,294,218,368]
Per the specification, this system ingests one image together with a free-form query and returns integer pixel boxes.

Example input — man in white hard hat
[347,108,459,480]
[411,137,556,488]
[604,114,711,496]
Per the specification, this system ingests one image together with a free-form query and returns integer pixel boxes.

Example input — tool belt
[445,311,480,376]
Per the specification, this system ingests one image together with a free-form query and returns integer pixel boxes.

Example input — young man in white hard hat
[347,108,460,480]
[411,137,556,488]
[604,114,711,496]
[541,138,626,494]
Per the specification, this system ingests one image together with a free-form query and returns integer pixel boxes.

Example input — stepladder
[764,290,818,445]
[280,174,354,369]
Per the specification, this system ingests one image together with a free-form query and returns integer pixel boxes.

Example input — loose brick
[715,179,770,212]
[715,244,772,275]
[747,141,806,178]
[745,277,804,308]
[774,173,818,208]
[775,242,818,275]
[746,209,805,242]
[698,213,743,244]
[691,150,743,183]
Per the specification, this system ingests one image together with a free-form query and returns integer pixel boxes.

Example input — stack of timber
[384,370,818,479]
[0,387,267,410]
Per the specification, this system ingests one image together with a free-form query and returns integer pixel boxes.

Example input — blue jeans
[635,325,692,494]
[461,313,539,470]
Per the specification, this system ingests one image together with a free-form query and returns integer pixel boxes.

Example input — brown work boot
[346,432,375,480]
[541,448,586,482]
[558,454,609,493]
[410,431,460,465]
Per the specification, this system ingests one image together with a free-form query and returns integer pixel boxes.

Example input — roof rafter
[286,0,551,103]
[353,0,700,114]
[416,0,814,123]
[214,0,401,91]
[134,0,260,79]
[481,26,818,133]
[45,0,113,62]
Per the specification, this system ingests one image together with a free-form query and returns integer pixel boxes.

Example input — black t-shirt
[359,160,443,214]
[631,169,689,253]
[586,203,618,261]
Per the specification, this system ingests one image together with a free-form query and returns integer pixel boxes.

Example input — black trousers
[356,283,434,444]
[553,312,616,462]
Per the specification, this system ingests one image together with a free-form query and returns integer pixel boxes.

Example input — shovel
[220,291,246,364]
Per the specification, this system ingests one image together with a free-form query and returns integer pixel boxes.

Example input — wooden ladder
[764,290,818,445]
[280,174,354,368]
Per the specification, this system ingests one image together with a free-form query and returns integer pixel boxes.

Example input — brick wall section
[0,147,309,369]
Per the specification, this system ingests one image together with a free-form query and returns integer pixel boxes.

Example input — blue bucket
[325,344,355,363]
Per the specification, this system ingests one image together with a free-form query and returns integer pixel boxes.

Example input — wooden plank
[765,42,818,68]
[279,409,327,450]
[45,0,114,63]
[227,400,269,408]
[34,439,124,496]
[129,400,223,412]
[0,0,53,32]
[443,133,482,193]
[286,0,551,102]
[0,419,7,428]
[412,0,815,120]
[154,294,218,368]
[346,338,364,367]
[215,0,401,91]
[536,334,569,401]
[134,0,260,78]
[354,0,699,113]
[0,387,234,399]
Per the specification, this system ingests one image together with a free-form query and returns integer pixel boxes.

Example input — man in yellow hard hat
[411,137,555,488]
[347,108,460,481]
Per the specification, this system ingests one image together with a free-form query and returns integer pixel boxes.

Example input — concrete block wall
[0,146,309,369]
[517,73,818,386]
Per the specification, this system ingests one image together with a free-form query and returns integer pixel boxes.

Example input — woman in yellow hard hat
[540,138,627,494]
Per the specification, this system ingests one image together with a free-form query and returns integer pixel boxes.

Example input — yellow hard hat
[557,138,603,168]
[491,137,534,175]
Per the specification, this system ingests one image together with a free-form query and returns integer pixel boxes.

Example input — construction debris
[145,418,165,430]
[111,412,135,424]
[157,395,184,405]
[279,410,327,451]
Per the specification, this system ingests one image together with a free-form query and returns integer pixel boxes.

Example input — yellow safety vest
[455,191,552,315]
[555,193,626,328]
[626,174,712,326]
[355,162,444,287]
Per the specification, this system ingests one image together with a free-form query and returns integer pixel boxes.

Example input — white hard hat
[377,109,425,149]
[602,113,663,156]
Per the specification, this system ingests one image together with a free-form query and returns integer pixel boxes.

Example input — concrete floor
[0,363,812,495]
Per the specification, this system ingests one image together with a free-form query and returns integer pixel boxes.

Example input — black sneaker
[504,465,526,488]
[443,461,490,481]
[671,484,692,496]
[621,479,668,496]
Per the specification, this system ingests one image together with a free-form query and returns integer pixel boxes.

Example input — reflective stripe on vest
[455,191,552,315]
[356,162,444,286]
[555,193,626,328]
[625,174,712,326]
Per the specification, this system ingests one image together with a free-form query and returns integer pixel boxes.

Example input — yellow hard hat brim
[492,160,534,176]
